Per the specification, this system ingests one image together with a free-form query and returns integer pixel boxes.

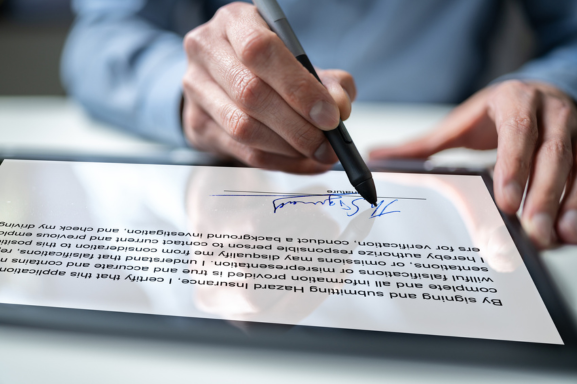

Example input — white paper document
[0,160,562,344]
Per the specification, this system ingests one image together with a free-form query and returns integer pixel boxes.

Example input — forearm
[61,1,189,146]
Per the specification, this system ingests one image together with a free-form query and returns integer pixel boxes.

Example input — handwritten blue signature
[211,193,400,219]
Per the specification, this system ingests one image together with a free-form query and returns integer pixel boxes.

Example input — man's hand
[370,80,577,248]
[182,2,355,174]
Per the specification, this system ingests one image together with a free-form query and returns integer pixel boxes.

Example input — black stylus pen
[253,0,378,205]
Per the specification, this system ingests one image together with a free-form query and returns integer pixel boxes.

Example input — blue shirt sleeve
[61,0,191,146]
[494,0,577,101]
[62,0,577,147]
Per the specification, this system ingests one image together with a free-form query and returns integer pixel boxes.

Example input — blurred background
[0,0,72,95]
[0,0,533,97]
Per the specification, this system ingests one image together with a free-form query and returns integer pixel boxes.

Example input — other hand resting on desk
[370,80,577,249]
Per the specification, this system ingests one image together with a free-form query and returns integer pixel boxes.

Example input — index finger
[225,6,341,130]
[490,81,539,215]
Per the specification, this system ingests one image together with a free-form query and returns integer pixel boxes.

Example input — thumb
[318,69,356,121]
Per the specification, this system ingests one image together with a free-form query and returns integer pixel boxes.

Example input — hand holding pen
[181,3,356,174]
[253,0,377,204]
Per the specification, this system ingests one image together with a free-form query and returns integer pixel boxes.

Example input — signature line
[212,192,411,218]
[222,190,426,200]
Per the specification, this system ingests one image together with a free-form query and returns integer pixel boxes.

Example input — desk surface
[0,96,497,166]
[0,96,575,383]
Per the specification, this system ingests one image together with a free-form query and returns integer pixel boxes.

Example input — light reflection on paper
[0,160,563,344]
[186,167,375,325]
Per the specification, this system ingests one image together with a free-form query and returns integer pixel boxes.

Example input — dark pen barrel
[255,0,378,205]
[295,55,369,184]
[296,54,377,203]
[324,124,372,186]
[296,54,320,81]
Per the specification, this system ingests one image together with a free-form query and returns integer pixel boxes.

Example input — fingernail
[503,181,522,209]
[558,210,577,242]
[523,213,553,248]
[314,141,336,164]
[310,101,339,129]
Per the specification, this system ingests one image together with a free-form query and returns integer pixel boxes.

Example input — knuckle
[230,70,268,111]
[500,116,537,139]
[182,75,192,92]
[555,101,574,124]
[183,110,210,148]
[238,29,275,67]
[214,2,241,20]
[284,77,315,105]
[342,71,354,84]
[501,79,529,92]
[182,70,200,97]
[213,4,230,19]
[343,72,356,90]
[541,138,573,166]
[290,125,324,155]
[222,106,257,144]
[341,73,357,99]
[333,69,355,86]
[182,66,199,91]
[513,116,534,133]
[183,28,205,54]
[497,80,537,101]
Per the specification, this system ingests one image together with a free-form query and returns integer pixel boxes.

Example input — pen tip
[355,178,378,206]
